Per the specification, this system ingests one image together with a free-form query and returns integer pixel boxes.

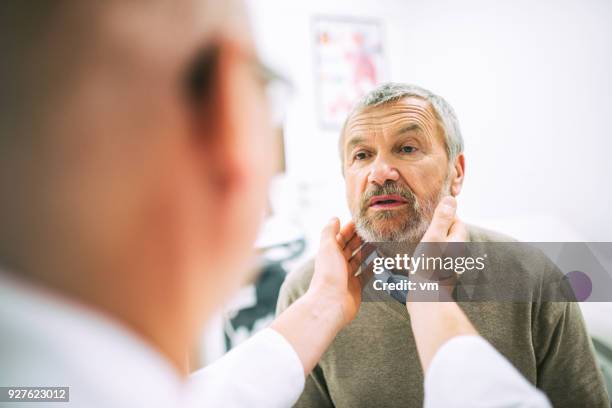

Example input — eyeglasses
[184,43,292,126]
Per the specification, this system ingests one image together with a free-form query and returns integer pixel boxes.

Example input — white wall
[247,0,612,254]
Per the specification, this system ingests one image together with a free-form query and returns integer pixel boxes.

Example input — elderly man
[277,83,609,407]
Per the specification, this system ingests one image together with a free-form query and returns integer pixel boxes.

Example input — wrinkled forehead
[342,96,443,147]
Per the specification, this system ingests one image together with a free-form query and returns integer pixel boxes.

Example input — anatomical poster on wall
[313,17,387,129]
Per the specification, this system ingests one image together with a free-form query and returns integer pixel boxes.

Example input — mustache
[359,182,417,212]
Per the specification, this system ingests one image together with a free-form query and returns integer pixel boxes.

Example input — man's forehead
[343,96,441,145]
[347,96,436,130]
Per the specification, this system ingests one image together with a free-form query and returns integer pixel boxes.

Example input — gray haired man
[277,83,609,407]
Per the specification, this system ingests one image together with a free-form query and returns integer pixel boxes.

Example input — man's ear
[449,153,465,197]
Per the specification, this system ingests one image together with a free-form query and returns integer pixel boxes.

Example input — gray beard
[355,210,431,243]
[354,178,450,243]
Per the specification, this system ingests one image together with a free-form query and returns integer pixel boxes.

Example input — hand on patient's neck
[405,196,478,372]
[271,218,363,376]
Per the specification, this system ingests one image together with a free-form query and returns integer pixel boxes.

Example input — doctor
[0,1,550,407]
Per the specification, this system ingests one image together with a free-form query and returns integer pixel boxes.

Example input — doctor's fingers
[348,249,363,274]
[422,196,457,242]
[343,233,363,260]
[448,218,468,242]
[321,217,342,246]
[336,220,356,248]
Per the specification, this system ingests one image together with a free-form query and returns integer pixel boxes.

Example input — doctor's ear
[449,153,465,197]
[185,39,246,196]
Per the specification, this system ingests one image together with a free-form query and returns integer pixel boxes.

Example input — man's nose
[368,157,400,185]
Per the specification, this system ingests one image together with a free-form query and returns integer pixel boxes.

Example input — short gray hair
[340,82,464,164]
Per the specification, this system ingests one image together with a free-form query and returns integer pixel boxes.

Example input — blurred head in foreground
[0,0,276,372]
[340,83,466,242]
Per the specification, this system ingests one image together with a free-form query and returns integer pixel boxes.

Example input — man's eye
[400,145,416,154]
[354,151,369,161]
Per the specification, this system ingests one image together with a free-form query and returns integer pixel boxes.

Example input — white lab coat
[0,270,550,407]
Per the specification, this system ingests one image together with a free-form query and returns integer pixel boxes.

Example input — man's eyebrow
[345,136,368,151]
[394,123,422,136]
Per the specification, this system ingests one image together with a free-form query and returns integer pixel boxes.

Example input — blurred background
[197,0,612,392]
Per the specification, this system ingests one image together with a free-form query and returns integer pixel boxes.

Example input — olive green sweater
[276,226,609,408]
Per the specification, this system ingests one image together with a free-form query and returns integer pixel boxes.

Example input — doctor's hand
[270,218,363,375]
[407,196,468,305]
[406,196,477,372]
[307,218,364,327]
[420,196,467,244]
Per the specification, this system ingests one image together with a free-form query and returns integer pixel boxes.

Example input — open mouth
[368,194,408,209]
